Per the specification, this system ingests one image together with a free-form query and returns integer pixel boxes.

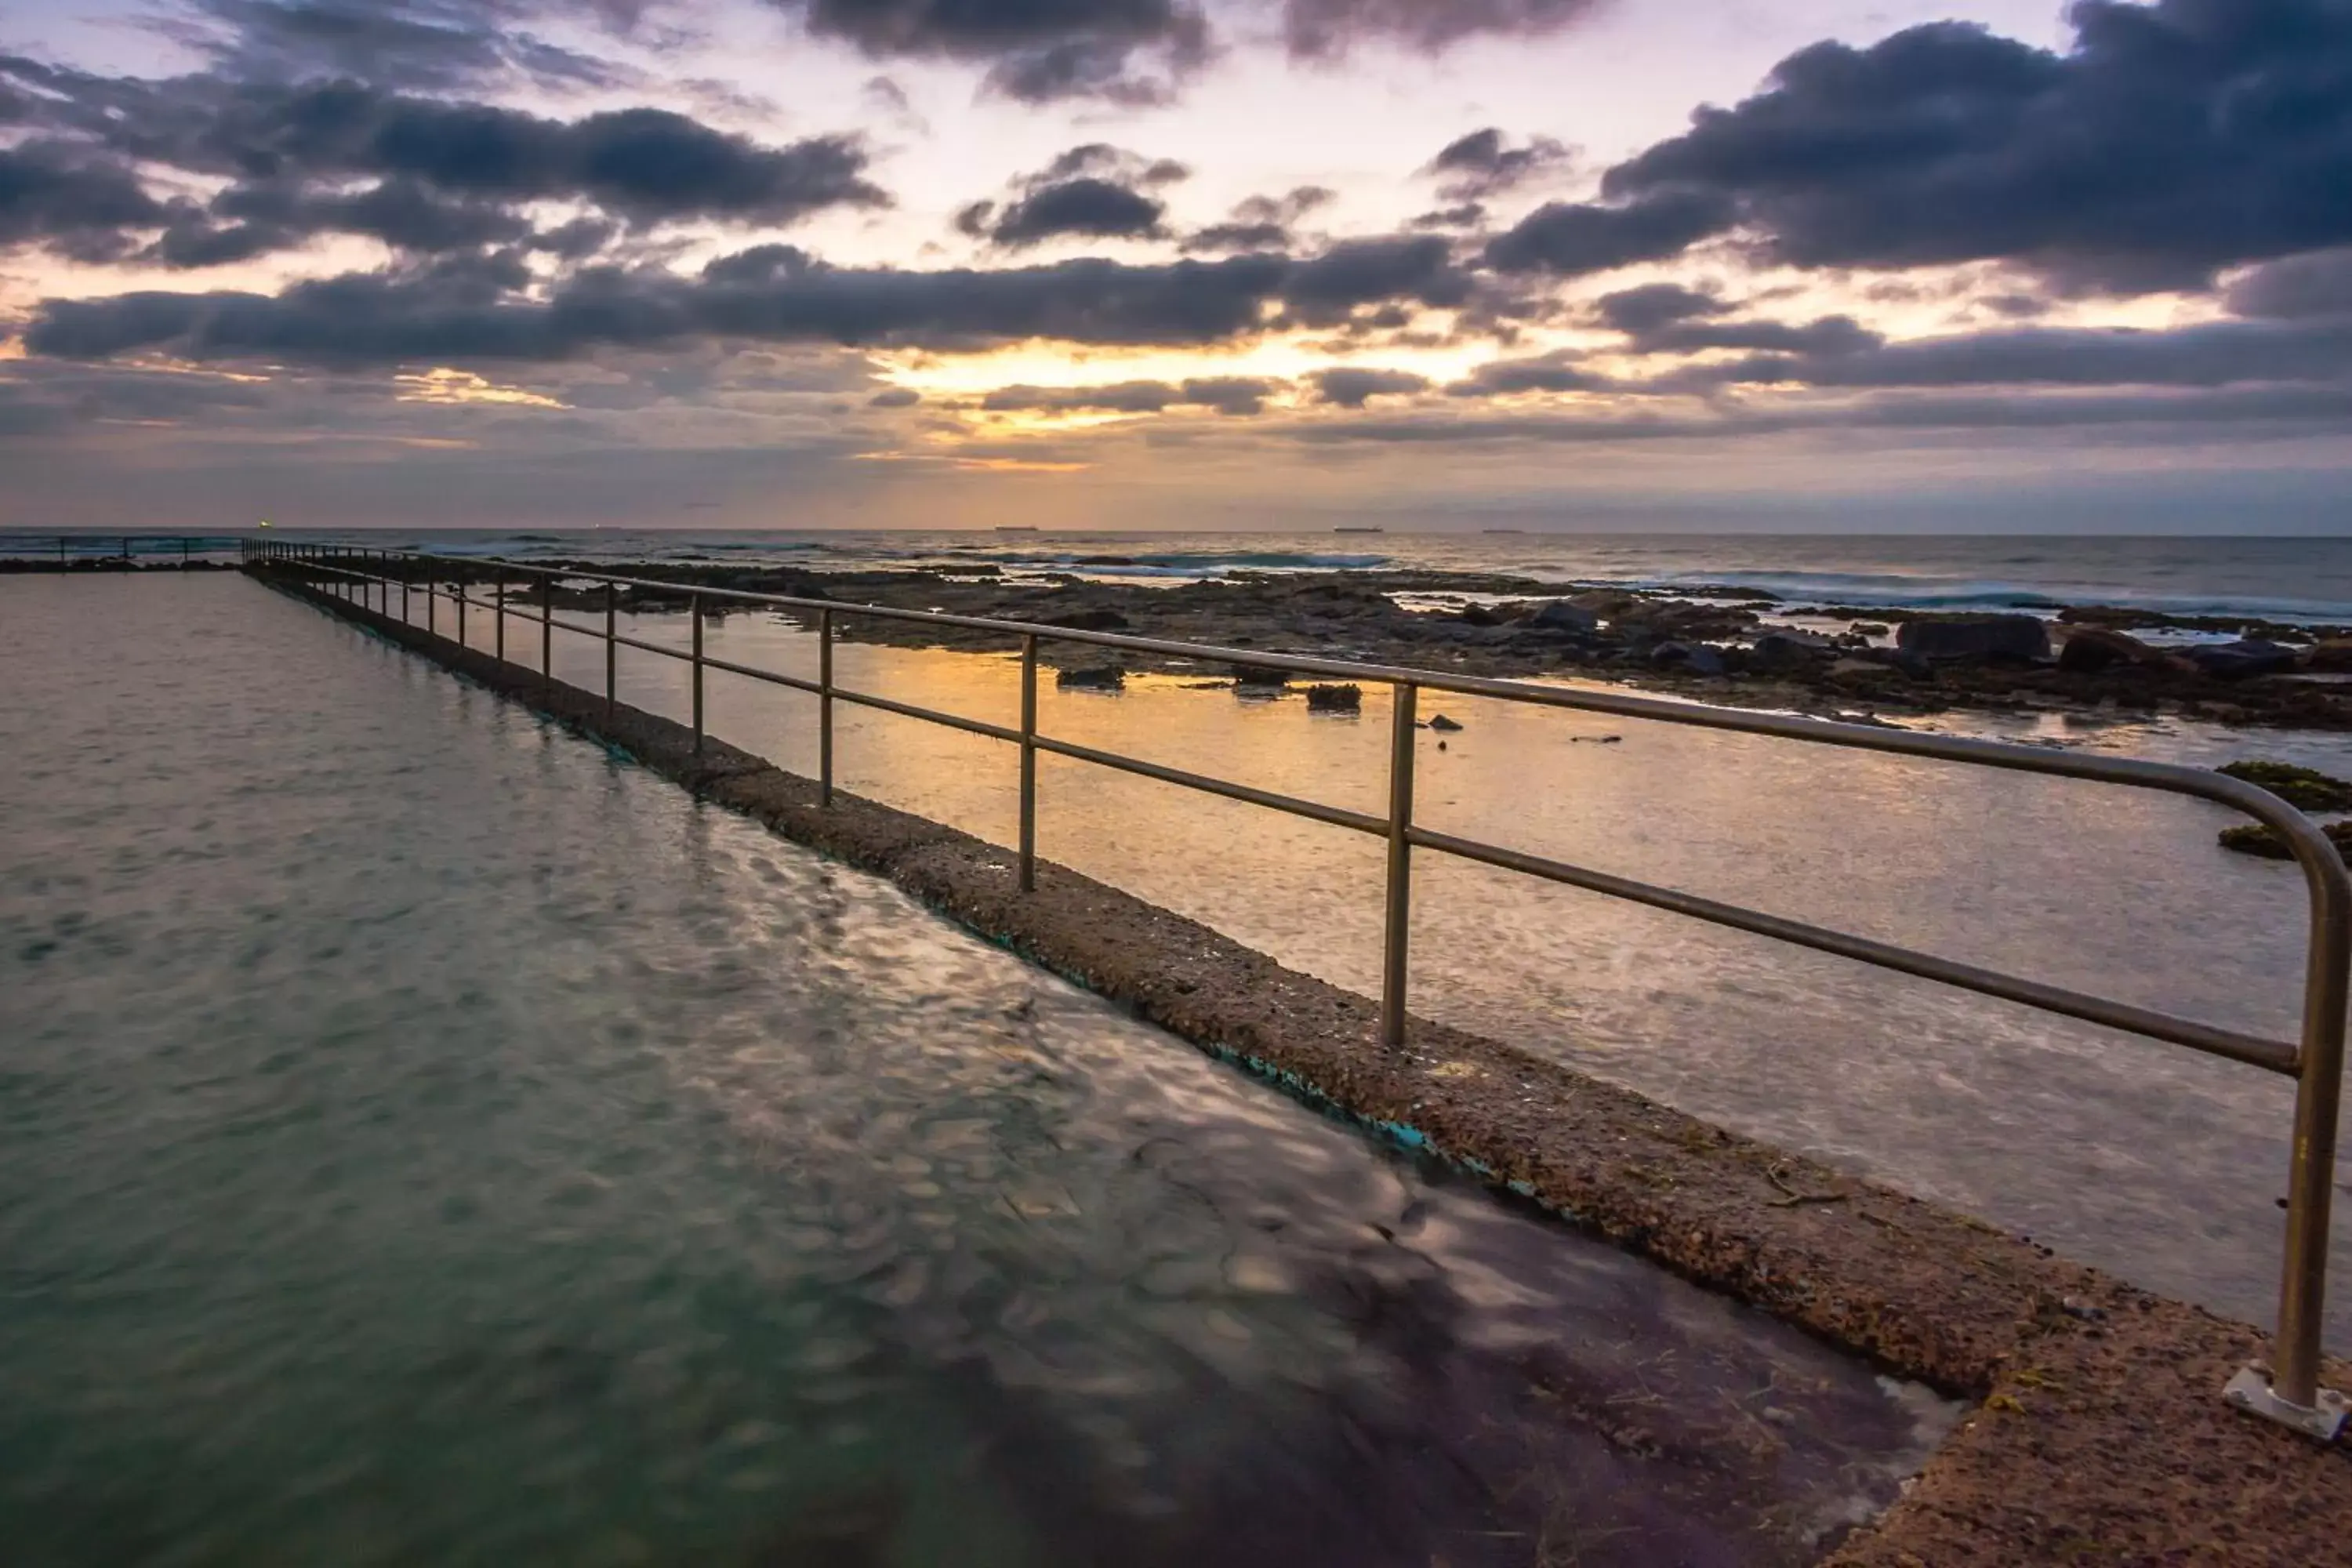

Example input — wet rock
[1229,662,1289,688]
[1850,621,1891,637]
[1041,608,1130,632]
[1428,713,1463,732]
[1305,683,1362,713]
[2303,638,2352,673]
[1055,665,1125,691]
[1456,603,1504,627]
[1751,630,1835,672]
[1526,599,1600,633]
[2216,759,2352,811]
[2056,626,2161,673]
[2218,819,2352,862]
[2185,638,2299,681]
[1895,615,2052,662]
[1650,641,1727,677]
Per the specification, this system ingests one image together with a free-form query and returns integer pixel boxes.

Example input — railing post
[541,575,552,690]
[818,608,834,806]
[495,571,506,662]
[2231,846,2352,1437]
[1381,681,1418,1048]
[604,581,616,720]
[1019,633,1037,891]
[690,593,704,753]
[401,554,410,624]
[456,572,466,648]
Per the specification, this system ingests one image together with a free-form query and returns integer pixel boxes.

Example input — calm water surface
[0,577,1949,1567]
[427,584,2352,1350]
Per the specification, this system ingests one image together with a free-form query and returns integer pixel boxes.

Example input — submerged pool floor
[0,578,1952,1566]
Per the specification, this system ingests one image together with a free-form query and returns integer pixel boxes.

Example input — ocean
[15,530,2352,623]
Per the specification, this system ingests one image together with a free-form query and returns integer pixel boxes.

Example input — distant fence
[248,537,2352,1442]
[0,535,247,565]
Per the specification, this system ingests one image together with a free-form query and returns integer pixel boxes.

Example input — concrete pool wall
[261,564,2352,1565]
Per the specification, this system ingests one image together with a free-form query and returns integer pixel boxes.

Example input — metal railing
[245,538,2351,1439]
[3,533,245,564]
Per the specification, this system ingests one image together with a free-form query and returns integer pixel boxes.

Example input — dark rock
[1055,665,1125,691]
[1428,713,1463,731]
[1895,615,2052,662]
[1304,683,1362,713]
[2056,626,2160,673]
[1850,621,1891,637]
[1229,662,1287,686]
[1526,599,1600,634]
[1457,603,1504,627]
[1751,630,1835,672]
[1651,641,1727,677]
[1041,608,1131,632]
[2303,638,2352,673]
[2219,819,2352,862]
[2186,639,2299,681]
[2216,760,2352,811]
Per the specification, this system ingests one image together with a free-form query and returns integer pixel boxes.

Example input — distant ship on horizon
[1333,526,1385,534]
[994,525,1042,534]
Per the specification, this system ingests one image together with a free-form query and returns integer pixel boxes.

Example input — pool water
[0,576,1951,1566]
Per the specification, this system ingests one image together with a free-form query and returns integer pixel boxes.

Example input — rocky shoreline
[492,557,2352,733]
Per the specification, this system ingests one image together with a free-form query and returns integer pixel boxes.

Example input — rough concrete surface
[267,568,2352,1565]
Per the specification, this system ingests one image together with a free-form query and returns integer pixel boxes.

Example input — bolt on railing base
[2224,1365,2349,1442]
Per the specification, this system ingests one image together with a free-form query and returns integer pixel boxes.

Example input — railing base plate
[2224,1365,2348,1442]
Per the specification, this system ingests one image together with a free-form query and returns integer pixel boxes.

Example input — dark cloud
[1281,0,1604,60]
[1281,234,1469,325]
[0,143,168,262]
[1407,202,1486,232]
[0,61,889,267]
[22,250,1300,364]
[1036,143,1190,187]
[984,178,1167,247]
[1307,367,1429,406]
[1181,185,1333,253]
[979,375,1279,415]
[1630,313,1882,358]
[868,385,921,406]
[1591,281,1722,335]
[1425,127,1571,200]
[1482,189,1731,276]
[962,144,1190,249]
[1599,0,2352,292]
[1443,350,1608,397]
[171,1,636,93]
[1674,318,2352,392]
[2227,247,2352,320]
[786,0,1213,104]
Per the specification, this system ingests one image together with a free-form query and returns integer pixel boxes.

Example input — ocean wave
[1618,569,2352,622]
[1000,550,1391,579]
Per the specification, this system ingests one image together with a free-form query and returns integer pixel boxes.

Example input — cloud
[1682,318,2352,392]
[980,375,1279,415]
[1182,185,1333,253]
[1629,313,1882,358]
[1590,281,1722,335]
[167,0,638,93]
[1280,0,1603,60]
[983,179,1167,247]
[2227,247,2352,321]
[868,385,920,406]
[1597,0,2352,292]
[1444,349,1608,397]
[1306,366,1429,406]
[1482,189,1731,277]
[0,143,169,263]
[0,61,890,267]
[1280,234,1469,325]
[782,0,1214,104]
[1424,127,1571,200]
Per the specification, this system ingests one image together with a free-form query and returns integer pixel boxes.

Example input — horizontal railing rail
[245,537,2351,1439]
[4,534,245,562]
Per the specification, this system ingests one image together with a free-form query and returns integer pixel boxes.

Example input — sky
[2,0,2350,533]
